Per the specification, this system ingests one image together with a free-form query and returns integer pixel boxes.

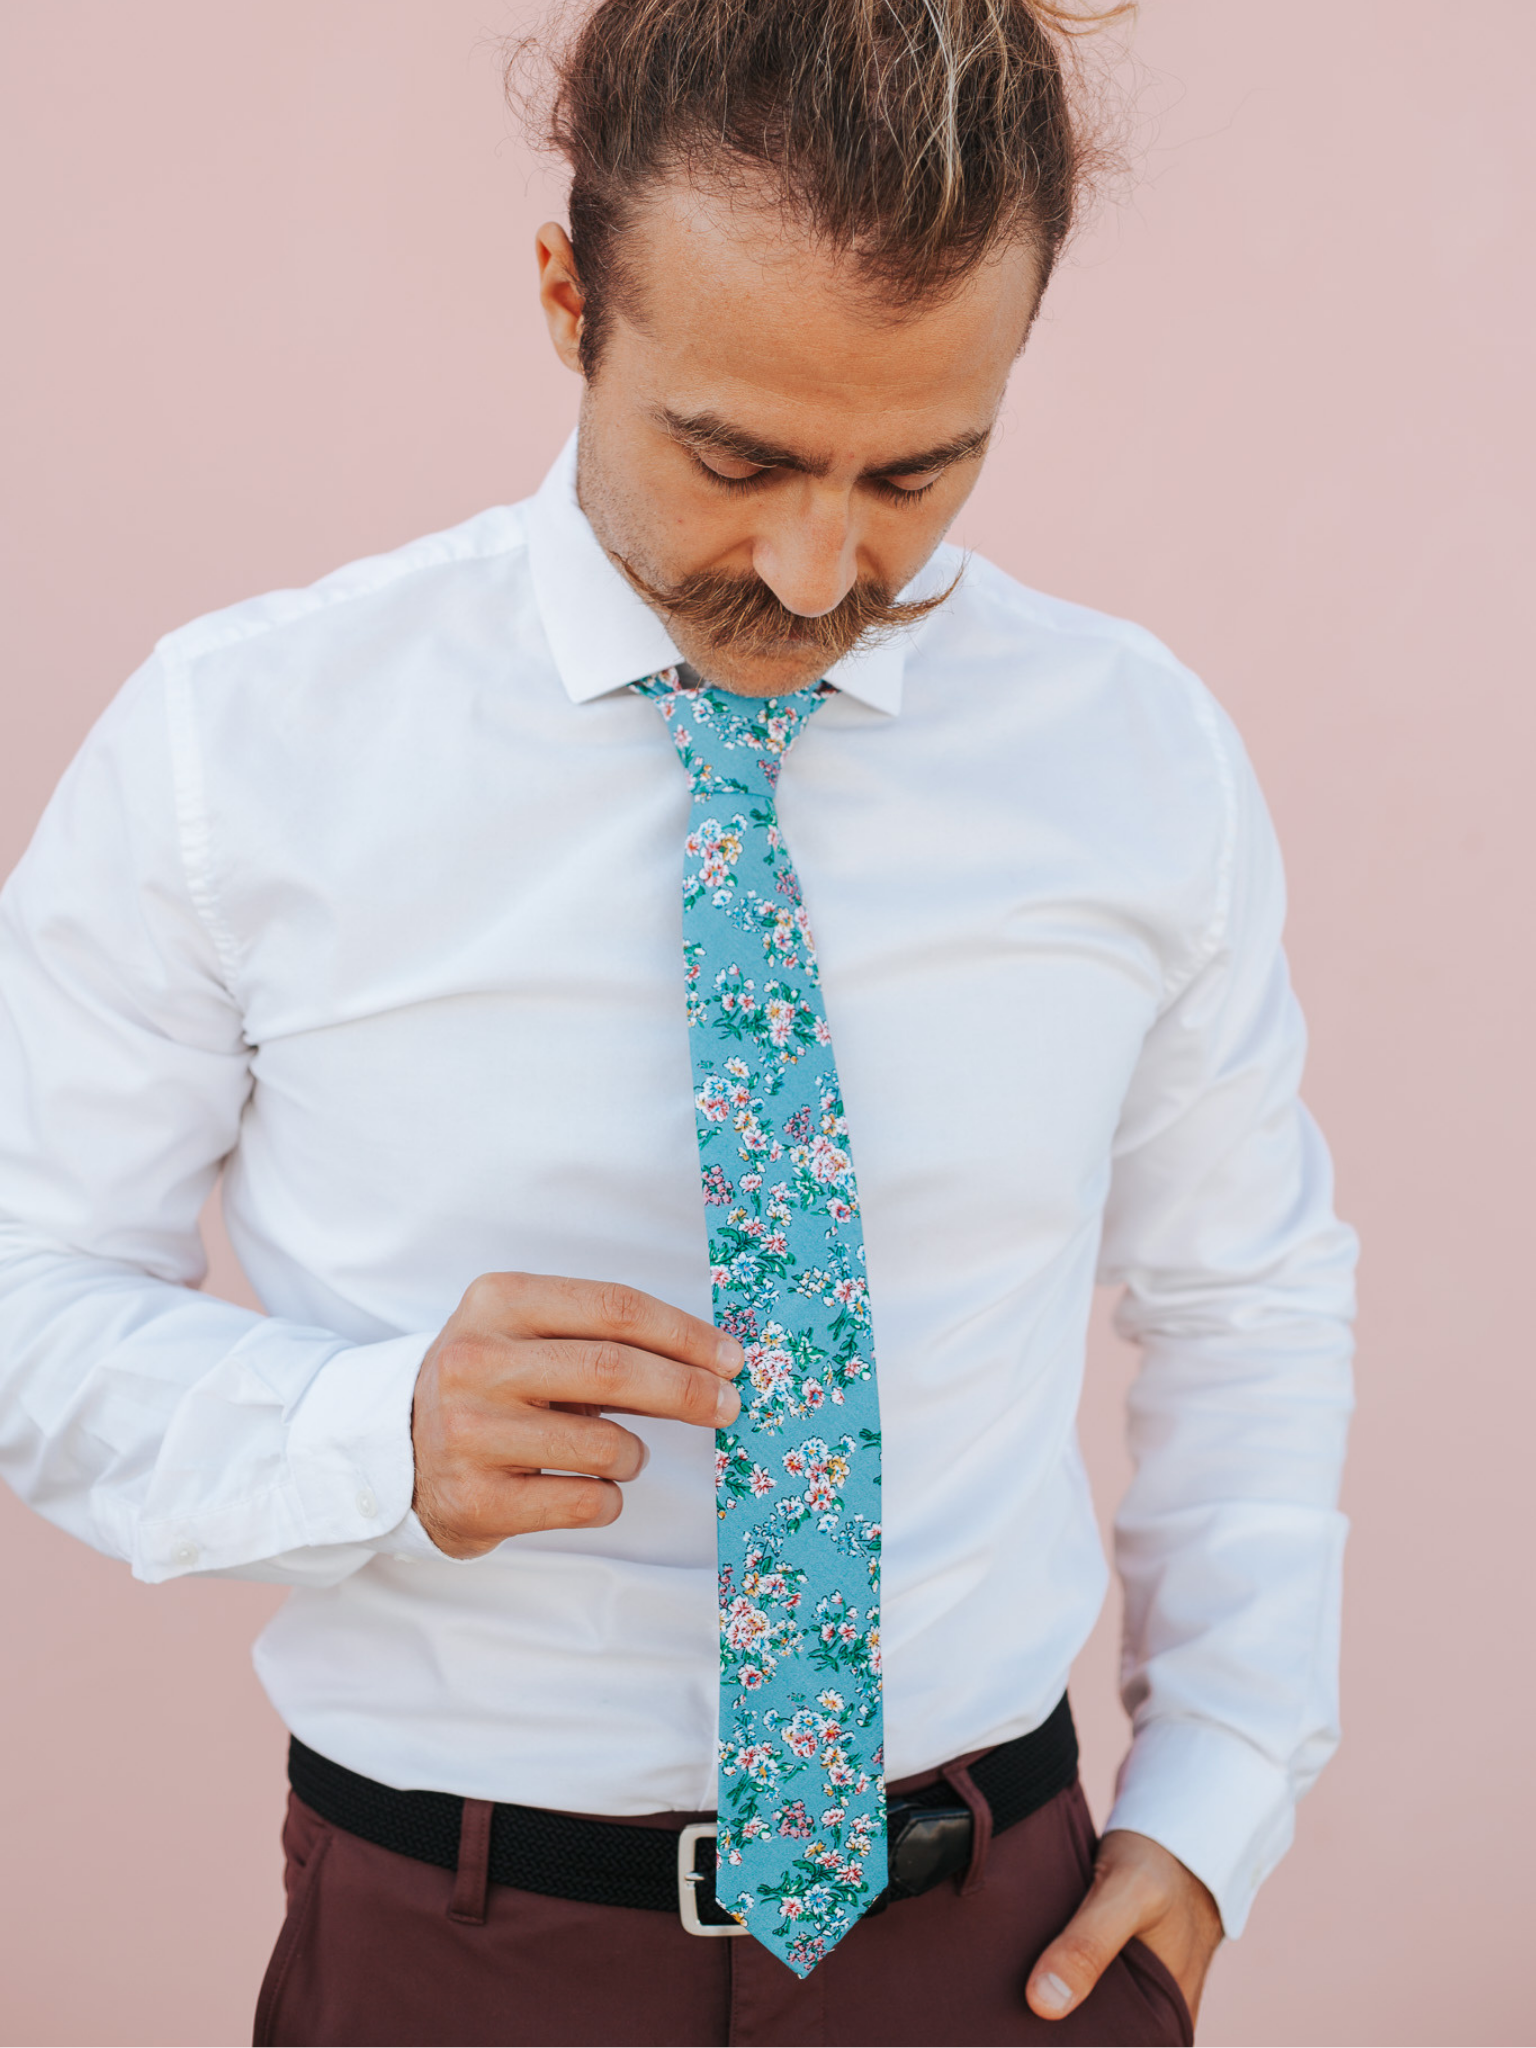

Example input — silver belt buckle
[677,1822,749,1936]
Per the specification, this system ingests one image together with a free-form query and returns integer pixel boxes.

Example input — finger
[427,1330,739,1432]
[509,1335,742,1429]
[462,1272,742,1377]
[480,1470,626,1539]
[482,1407,652,1483]
[414,1470,625,1557]
[1026,1863,1148,2022]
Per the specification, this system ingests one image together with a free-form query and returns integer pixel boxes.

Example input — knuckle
[595,1281,643,1335]
[667,1310,704,1359]
[459,1273,501,1322]
[433,1334,490,1397]
[651,1307,688,1356]
[579,1421,623,1475]
[559,1478,617,1529]
[574,1479,613,1524]
[585,1340,628,1397]
[1054,1931,1113,1981]
[464,1271,531,1324]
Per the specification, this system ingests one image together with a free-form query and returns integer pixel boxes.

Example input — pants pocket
[1117,1935,1195,2048]
[252,1796,334,2048]
[1059,1779,1099,1887]
[1050,1786,1195,2046]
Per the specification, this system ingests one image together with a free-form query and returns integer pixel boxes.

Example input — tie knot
[633,670,827,800]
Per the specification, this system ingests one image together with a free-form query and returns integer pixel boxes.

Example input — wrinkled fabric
[0,433,1355,1936]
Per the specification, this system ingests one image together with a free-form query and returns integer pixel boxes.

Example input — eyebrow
[655,407,992,481]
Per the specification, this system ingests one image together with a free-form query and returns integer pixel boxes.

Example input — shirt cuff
[284,1330,433,1547]
[1103,1716,1297,1937]
[133,1328,431,1581]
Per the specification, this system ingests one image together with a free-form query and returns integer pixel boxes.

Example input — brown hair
[514,0,1131,371]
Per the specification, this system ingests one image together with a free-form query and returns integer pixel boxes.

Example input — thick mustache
[616,558,960,661]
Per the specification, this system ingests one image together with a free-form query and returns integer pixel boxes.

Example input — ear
[536,223,586,376]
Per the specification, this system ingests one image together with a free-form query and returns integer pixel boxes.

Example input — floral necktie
[633,669,887,1977]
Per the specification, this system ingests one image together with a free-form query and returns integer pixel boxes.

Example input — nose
[750,482,860,618]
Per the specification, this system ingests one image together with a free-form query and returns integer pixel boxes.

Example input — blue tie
[633,670,888,1977]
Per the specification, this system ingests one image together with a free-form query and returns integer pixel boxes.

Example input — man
[0,1,1355,2042]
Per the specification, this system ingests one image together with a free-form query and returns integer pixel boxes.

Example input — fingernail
[715,1336,744,1373]
[635,1440,651,1475]
[716,1382,741,1425]
[1034,1974,1074,2015]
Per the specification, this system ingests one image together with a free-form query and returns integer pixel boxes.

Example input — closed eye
[691,453,949,505]
[686,430,962,506]
[692,449,774,493]
[866,469,947,503]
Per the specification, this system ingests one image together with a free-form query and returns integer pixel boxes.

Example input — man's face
[537,180,1039,696]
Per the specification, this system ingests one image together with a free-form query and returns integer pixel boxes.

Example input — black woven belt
[289,1694,1077,1928]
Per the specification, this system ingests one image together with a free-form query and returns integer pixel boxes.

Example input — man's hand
[411,1271,743,1558]
[1026,1828,1222,2027]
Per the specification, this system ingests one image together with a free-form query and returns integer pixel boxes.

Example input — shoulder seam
[158,644,245,997]
[158,509,530,667]
[1164,677,1240,1007]
[957,555,1190,672]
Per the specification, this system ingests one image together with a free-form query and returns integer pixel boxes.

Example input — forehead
[610,176,1039,452]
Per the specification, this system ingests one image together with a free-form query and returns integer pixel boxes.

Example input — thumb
[1026,1862,1145,2022]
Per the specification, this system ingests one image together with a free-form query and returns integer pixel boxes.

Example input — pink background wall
[2,3,1531,2042]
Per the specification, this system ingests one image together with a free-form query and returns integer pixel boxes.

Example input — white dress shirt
[0,435,1355,1935]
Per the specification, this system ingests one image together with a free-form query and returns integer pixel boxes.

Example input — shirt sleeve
[1094,700,1357,1937]
[0,656,432,1587]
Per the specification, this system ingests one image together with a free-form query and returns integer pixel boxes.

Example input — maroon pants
[255,1778,1192,2047]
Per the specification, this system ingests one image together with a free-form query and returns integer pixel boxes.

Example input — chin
[684,638,833,700]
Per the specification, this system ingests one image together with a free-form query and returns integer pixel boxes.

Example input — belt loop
[447,1798,494,1925]
[940,1761,993,1898]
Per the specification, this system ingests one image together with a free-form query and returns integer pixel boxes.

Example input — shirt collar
[527,432,924,716]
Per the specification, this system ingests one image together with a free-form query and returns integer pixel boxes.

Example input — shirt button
[356,1487,378,1519]
[172,1538,199,1567]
